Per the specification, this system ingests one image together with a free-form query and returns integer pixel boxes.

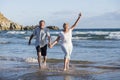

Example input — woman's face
[63,23,69,30]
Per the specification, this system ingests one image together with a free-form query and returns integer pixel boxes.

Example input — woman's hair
[63,23,69,28]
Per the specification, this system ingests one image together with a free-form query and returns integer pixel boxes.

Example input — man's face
[39,21,45,29]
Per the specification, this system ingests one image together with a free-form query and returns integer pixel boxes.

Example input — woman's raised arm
[70,13,82,30]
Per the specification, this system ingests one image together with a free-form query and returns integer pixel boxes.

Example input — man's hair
[39,20,45,24]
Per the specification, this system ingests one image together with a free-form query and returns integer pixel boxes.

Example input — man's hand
[28,34,34,45]
[28,41,31,45]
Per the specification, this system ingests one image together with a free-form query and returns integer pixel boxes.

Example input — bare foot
[63,68,67,71]
[39,66,41,70]
[42,62,47,69]
[67,65,69,70]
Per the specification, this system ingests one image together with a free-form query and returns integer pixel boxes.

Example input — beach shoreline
[0,59,120,80]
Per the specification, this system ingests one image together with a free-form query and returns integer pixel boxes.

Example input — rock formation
[0,12,23,30]
[0,12,59,30]
[47,26,59,30]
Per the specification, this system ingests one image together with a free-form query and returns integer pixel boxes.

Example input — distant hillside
[0,12,23,30]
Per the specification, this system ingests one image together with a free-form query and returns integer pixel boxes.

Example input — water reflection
[64,75,72,80]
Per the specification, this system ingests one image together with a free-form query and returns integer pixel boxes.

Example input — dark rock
[47,26,59,30]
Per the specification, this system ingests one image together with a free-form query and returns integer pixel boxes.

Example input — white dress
[59,29,73,59]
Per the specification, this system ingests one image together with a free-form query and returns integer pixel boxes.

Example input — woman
[50,13,82,71]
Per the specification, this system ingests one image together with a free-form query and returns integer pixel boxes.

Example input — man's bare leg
[37,52,41,69]
[43,56,47,68]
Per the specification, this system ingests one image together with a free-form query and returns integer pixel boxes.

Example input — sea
[0,28,120,80]
[0,28,120,62]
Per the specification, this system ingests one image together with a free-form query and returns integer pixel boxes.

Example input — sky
[0,0,120,28]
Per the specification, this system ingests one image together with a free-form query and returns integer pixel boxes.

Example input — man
[28,20,51,69]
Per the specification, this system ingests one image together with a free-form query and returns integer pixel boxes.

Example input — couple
[28,13,82,71]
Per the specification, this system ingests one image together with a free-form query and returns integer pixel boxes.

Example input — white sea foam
[72,31,85,35]
[72,37,92,40]
[88,31,109,35]
[73,31,109,35]
[2,30,120,40]
[0,41,10,44]
[24,36,30,39]
[7,31,26,34]
[0,56,24,62]
[50,31,59,35]
[0,56,38,63]
[106,32,120,40]
[25,57,37,63]
[72,31,120,40]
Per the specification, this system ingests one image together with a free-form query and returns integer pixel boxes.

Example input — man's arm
[28,34,34,45]
[70,13,82,30]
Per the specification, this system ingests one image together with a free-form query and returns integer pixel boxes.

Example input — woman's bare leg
[67,59,70,70]
[64,58,69,71]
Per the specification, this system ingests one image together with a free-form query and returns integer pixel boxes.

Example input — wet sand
[0,59,120,80]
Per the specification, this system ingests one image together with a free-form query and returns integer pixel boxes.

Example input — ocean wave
[72,37,92,40]
[25,57,38,63]
[72,31,120,40]
[0,56,37,63]
[0,41,10,44]
[0,38,11,44]
[6,31,26,34]
[0,56,25,62]
[50,31,120,40]
[0,56,94,64]
[24,36,30,40]
[1,30,120,40]
[72,31,110,35]
[105,32,120,40]
[50,31,59,36]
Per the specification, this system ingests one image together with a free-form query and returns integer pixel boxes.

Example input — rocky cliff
[0,12,23,30]
[0,12,59,30]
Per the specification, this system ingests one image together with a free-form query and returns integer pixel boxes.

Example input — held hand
[50,45,53,48]
[48,43,53,48]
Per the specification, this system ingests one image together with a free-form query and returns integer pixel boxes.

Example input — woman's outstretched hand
[71,12,82,30]
[78,12,82,17]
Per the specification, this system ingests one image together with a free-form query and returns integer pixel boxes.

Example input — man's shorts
[36,45,47,56]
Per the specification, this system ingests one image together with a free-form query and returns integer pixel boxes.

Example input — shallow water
[0,60,120,80]
[0,29,120,80]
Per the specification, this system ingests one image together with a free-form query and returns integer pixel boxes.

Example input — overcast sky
[0,0,120,28]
